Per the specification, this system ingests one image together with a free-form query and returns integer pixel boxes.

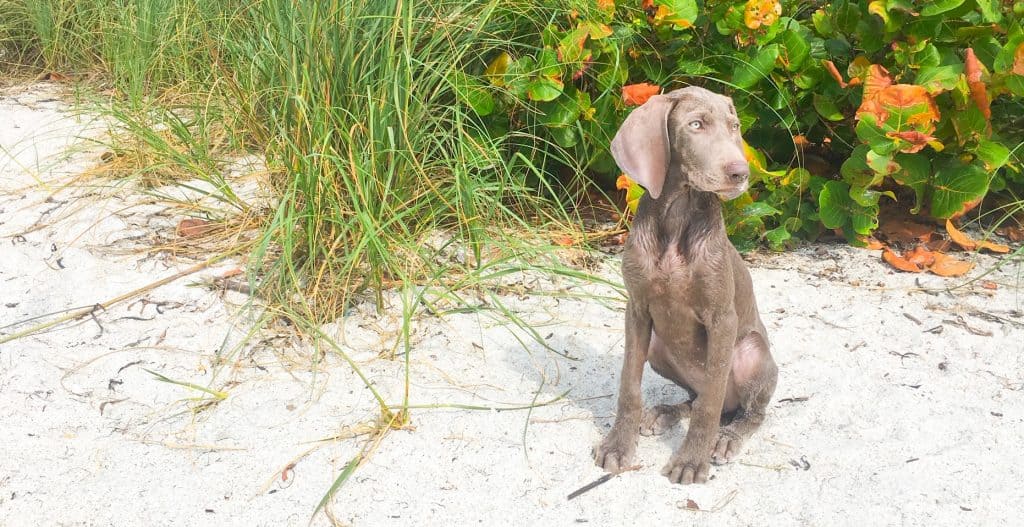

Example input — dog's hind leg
[711,331,777,465]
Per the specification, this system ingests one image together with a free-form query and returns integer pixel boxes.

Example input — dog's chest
[623,244,699,303]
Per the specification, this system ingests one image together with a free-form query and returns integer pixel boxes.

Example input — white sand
[2,84,1022,526]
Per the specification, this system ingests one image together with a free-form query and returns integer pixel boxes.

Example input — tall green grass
[1,0,591,317]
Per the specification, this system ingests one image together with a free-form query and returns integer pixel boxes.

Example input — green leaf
[541,95,580,127]
[765,225,792,250]
[914,65,963,94]
[449,71,494,116]
[920,0,965,17]
[549,125,578,148]
[819,180,879,235]
[974,140,1010,171]
[865,150,899,178]
[741,202,782,218]
[732,44,780,90]
[976,0,1002,23]
[813,94,844,121]
[557,27,590,64]
[856,115,898,155]
[849,186,894,207]
[526,77,563,102]
[841,145,877,186]
[892,153,930,214]
[676,59,715,76]
[930,161,989,219]
[812,9,834,36]
[780,30,810,71]
[655,0,699,29]
[538,47,560,78]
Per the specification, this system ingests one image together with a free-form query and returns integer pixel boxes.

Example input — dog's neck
[632,183,725,257]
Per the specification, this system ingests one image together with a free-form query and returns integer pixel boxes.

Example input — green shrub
[460,0,1024,249]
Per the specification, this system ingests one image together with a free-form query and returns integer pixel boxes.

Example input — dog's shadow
[497,322,692,452]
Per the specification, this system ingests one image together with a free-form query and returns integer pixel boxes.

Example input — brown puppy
[593,86,778,485]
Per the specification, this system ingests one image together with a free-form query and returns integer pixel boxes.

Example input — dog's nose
[724,160,749,183]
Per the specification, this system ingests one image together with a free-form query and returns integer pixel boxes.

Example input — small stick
[0,253,231,345]
[567,465,641,500]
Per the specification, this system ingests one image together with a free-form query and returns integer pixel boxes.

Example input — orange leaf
[964,48,991,121]
[597,0,615,13]
[861,236,885,250]
[904,245,936,267]
[946,219,976,250]
[949,220,1012,253]
[982,280,998,290]
[928,252,974,277]
[1013,42,1024,76]
[855,65,897,122]
[792,134,810,149]
[882,247,923,273]
[616,174,634,190]
[622,82,660,106]
[977,240,1011,253]
[878,85,939,122]
[823,60,848,88]
[744,0,782,30]
[862,65,893,101]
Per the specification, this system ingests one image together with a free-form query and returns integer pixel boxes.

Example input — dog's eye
[730,122,740,131]
[688,120,703,130]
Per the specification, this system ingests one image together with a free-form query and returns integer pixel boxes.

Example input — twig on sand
[943,315,994,336]
[677,488,740,513]
[567,465,642,500]
[0,253,232,345]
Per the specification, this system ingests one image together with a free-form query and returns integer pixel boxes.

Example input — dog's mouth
[716,181,748,200]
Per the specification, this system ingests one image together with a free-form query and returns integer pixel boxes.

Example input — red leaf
[995,225,1024,242]
[176,218,213,238]
[552,235,575,247]
[622,83,660,106]
[964,48,991,121]
[886,130,937,153]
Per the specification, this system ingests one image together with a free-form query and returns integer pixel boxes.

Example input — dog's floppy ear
[609,94,677,200]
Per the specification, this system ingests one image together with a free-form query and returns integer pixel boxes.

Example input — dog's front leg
[593,300,652,472]
[662,308,737,484]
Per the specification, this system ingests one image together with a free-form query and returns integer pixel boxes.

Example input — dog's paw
[593,430,637,472]
[661,451,711,485]
[639,403,688,436]
[710,427,745,465]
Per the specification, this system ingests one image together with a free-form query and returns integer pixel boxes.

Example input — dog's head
[610,86,749,200]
